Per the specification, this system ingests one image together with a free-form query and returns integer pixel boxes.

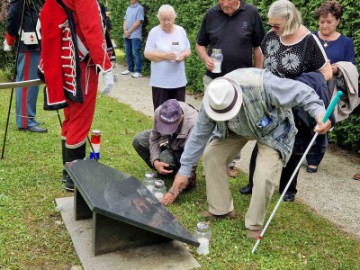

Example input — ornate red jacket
[39,0,112,110]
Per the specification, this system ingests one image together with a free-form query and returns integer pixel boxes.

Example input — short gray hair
[157,4,177,19]
[268,0,302,36]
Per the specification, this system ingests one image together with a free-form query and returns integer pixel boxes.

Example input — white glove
[3,39,11,52]
[101,70,114,95]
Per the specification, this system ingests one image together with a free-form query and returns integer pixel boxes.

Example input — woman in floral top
[239,0,332,202]
[261,1,331,79]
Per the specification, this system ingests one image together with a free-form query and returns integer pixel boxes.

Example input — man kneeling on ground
[161,68,331,240]
[133,99,199,192]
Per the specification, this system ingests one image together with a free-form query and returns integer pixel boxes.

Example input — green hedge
[1,0,358,92]
[0,0,15,80]
[1,0,359,153]
[108,0,359,93]
[107,0,217,92]
[328,107,360,153]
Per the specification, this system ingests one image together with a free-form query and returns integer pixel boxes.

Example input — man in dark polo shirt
[196,0,265,81]
[195,0,265,176]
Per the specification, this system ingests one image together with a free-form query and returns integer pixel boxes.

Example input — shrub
[108,0,359,93]
[0,0,15,80]
[2,0,358,152]
[328,107,360,153]
[106,0,360,153]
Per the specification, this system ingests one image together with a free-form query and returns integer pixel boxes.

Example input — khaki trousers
[203,133,283,230]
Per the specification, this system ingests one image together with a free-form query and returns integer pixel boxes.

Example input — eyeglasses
[267,23,281,30]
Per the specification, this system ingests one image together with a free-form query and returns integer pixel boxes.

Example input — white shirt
[145,25,190,88]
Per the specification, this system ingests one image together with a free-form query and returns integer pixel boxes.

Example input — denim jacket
[178,68,326,177]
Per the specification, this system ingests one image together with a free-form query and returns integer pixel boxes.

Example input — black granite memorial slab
[65,159,199,255]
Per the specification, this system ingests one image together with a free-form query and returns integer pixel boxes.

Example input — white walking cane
[251,91,343,254]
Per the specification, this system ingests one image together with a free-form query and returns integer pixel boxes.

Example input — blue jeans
[16,51,40,128]
[124,38,142,73]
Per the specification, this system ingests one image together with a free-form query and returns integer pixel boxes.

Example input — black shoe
[64,178,74,192]
[283,193,295,202]
[19,125,48,133]
[306,166,318,173]
[239,184,252,195]
[62,172,71,183]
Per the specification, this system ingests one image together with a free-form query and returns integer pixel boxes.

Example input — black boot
[64,143,86,192]
[239,183,253,195]
[61,139,69,183]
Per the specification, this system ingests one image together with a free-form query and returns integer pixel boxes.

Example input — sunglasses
[267,4,289,31]
[267,23,281,30]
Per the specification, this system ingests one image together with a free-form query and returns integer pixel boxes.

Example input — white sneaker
[132,72,142,78]
[121,70,132,75]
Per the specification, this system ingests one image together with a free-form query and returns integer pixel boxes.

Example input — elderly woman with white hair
[262,0,332,79]
[239,0,333,202]
[144,4,191,110]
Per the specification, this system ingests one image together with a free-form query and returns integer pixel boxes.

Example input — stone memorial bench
[65,159,199,256]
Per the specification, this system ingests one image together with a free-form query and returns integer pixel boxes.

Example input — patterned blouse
[261,31,327,78]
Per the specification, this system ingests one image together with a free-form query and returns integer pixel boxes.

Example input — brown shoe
[353,173,360,181]
[200,209,236,221]
[246,228,262,240]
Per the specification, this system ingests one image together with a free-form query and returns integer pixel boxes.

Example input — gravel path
[106,64,360,240]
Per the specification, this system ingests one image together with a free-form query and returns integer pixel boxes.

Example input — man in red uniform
[38,0,114,191]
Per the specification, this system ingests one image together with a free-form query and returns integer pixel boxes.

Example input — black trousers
[151,86,186,111]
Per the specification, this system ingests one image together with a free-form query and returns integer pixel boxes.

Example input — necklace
[320,33,339,48]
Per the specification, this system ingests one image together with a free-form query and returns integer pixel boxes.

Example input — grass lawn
[0,71,359,270]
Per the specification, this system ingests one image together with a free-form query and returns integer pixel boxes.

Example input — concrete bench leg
[93,213,172,256]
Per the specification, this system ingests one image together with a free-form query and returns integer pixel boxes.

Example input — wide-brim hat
[203,77,243,122]
[155,99,182,135]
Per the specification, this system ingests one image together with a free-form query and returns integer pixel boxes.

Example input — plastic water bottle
[153,180,166,201]
[170,41,180,61]
[194,222,211,255]
[89,130,101,160]
[211,48,223,73]
[144,172,155,193]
